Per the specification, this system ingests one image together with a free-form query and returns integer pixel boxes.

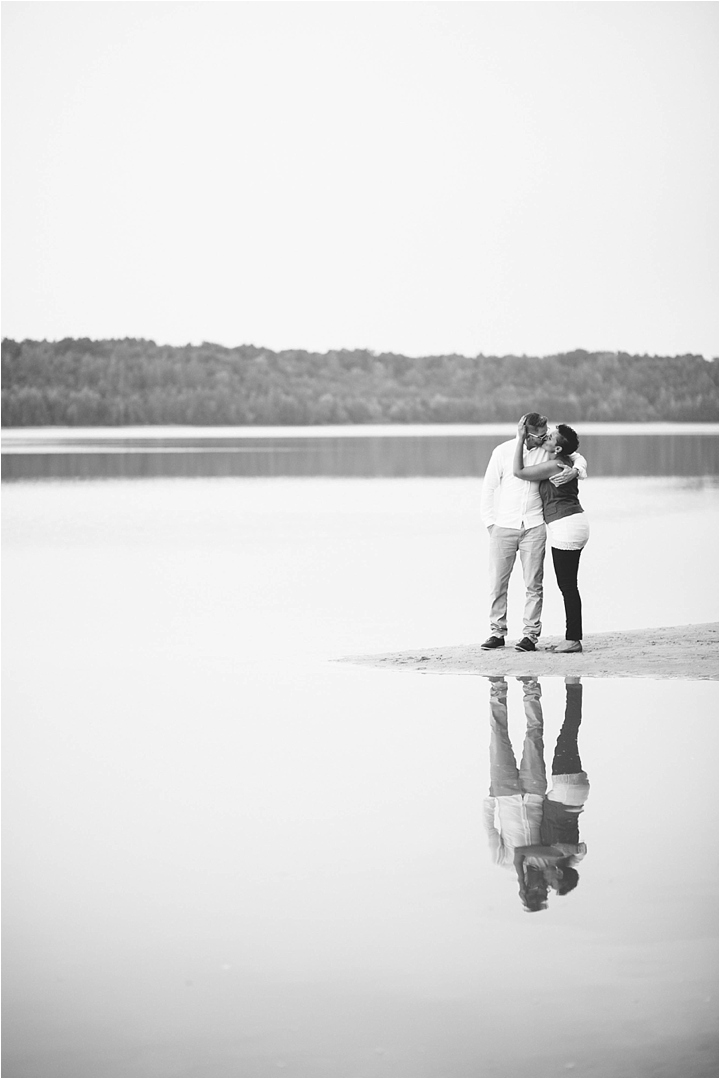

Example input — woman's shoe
[553,640,582,653]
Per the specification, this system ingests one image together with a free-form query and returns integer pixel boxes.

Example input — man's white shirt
[480,439,588,530]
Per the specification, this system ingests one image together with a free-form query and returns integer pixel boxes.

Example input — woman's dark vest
[539,463,584,524]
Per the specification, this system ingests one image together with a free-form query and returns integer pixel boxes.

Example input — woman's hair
[555,865,580,895]
[555,423,579,456]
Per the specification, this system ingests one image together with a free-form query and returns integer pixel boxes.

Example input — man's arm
[550,451,588,487]
[571,452,588,480]
[480,448,503,529]
[482,797,503,861]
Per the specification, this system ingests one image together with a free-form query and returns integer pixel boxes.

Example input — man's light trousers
[488,523,546,642]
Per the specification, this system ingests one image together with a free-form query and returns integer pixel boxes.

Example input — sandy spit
[338,623,719,681]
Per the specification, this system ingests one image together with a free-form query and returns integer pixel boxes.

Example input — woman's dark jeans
[551,547,583,640]
[552,683,583,775]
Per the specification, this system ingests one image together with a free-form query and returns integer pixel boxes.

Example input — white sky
[2,0,718,357]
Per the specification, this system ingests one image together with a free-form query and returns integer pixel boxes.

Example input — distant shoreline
[3,342,717,426]
[338,623,719,681]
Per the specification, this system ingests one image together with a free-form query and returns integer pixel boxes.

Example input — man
[483,675,546,871]
[479,412,587,652]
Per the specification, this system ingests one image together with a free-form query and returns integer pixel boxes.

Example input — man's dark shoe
[481,636,505,650]
[515,637,537,652]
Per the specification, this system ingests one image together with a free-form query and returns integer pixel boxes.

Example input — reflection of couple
[483,676,589,913]
[480,412,590,653]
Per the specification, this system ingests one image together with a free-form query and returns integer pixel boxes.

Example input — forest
[2,338,717,426]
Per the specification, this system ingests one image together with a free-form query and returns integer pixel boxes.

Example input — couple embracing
[480,412,590,654]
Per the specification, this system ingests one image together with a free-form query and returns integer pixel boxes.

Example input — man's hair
[524,412,547,430]
[519,865,549,912]
[555,423,580,455]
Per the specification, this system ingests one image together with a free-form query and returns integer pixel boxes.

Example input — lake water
[2,427,718,1078]
[2,423,718,480]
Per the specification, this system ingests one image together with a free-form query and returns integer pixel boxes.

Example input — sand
[339,622,718,681]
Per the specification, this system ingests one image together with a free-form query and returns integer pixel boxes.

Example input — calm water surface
[2,435,718,1078]
[2,423,718,480]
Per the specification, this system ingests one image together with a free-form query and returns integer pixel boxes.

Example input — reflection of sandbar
[339,622,718,681]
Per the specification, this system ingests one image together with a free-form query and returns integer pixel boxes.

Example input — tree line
[2,337,717,426]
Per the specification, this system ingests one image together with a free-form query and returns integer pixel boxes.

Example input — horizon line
[2,337,717,363]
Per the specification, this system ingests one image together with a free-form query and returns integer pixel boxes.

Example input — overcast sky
[2,1,717,357]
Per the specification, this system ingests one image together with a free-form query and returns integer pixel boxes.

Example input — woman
[512,416,589,653]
